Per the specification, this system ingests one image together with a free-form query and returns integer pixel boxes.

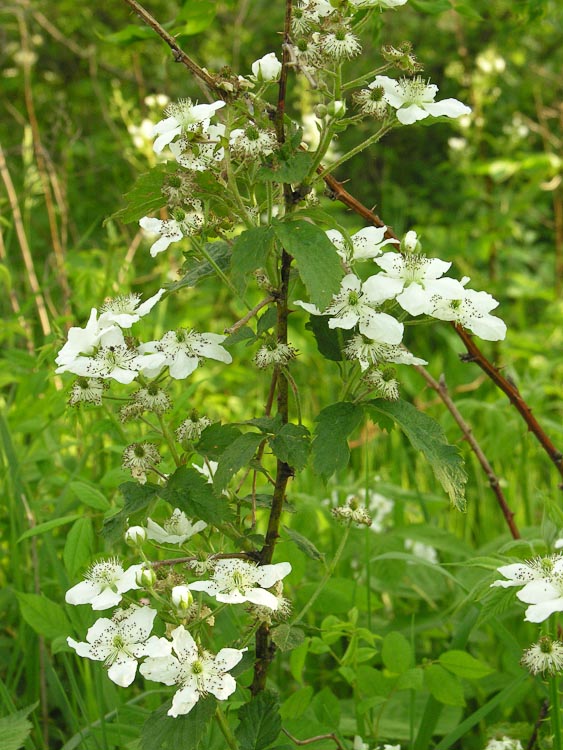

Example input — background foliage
[2,0,563,748]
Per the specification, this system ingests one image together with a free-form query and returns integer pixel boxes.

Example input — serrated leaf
[17,592,71,640]
[140,698,215,750]
[311,688,340,729]
[69,480,110,511]
[425,664,466,706]
[197,423,242,460]
[311,402,364,481]
[235,691,282,750]
[283,525,324,561]
[213,432,264,493]
[257,151,313,184]
[269,423,311,471]
[107,164,170,223]
[167,242,231,293]
[273,220,343,310]
[439,650,493,680]
[305,315,352,362]
[103,482,159,543]
[63,517,94,577]
[271,624,306,652]
[161,466,231,525]
[0,703,37,750]
[382,632,413,674]
[256,306,278,335]
[366,400,467,510]
[231,227,274,292]
[396,667,424,691]
[18,514,80,542]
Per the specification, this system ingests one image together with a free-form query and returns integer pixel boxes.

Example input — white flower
[370,75,471,125]
[189,559,291,610]
[122,442,162,484]
[491,555,563,589]
[152,99,226,154]
[344,333,426,371]
[99,289,166,328]
[124,526,147,546]
[67,605,170,687]
[192,460,218,483]
[169,124,225,171]
[366,251,466,315]
[326,226,398,262]
[492,555,563,622]
[229,126,277,159]
[176,414,212,443]
[139,203,204,257]
[295,274,404,342]
[251,52,282,82]
[300,0,336,21]
[140,625,245,717]
[428,287,507,341]
[253,342,298,369]
[484,738,523,750]
[68,377,106,406]
[320,30,362,61]
[132,386,171,415]
[146,508,207,545]
[405,539,438,564]
[66,559,143,610]
[55,309,117,372]
[521,637,563,676]
[362,367,401,400]
[139,329,232,380]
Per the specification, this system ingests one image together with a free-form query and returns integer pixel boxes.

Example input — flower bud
[136,566,157,588]
[314,103,329,119]
[327,100,347,118]
[171,585,194,611]
[124,525,147,547]
[401,230,421,254]
[251,52,282,82]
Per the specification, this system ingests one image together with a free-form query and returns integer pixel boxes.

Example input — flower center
[191,660,204,675]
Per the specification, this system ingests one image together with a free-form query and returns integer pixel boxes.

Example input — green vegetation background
[1,0,563,748]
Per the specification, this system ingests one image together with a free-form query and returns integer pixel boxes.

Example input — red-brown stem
[416,367,520,539]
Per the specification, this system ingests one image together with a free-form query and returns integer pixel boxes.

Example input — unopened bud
[124,526,147,547]
[136,566,157,588]
[401,230,421,254]
[171,585,194,610]
[327,100,346,118]
[314,103,328,119]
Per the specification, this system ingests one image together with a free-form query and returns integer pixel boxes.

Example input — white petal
[255,561,291,588]
[108,658,138,687]
[169,352,199,379]
[359,312,403,344]
[143,635,173,658]
[525,598,563,623]
[136,288,166,317]
[140,655,181,686]
[362,274,403,303]
[465,314,507,341]
[65,580,99,606]
[396,105,429,125]
[169,684,198,717]
[91,588,123,611]
[294,300,324,315]
[516,580,560,604]
[245,588,279,609]
[328,313,358,330]
[215,647,246,673]
[207,672,236,700]
[396,283,433,316]
[423,99,471,119]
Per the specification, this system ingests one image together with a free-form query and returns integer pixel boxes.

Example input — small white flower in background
[192,460,219,484]
[140,625,246,717]
[122,442,162,484]
[68,377,106,406]
[326,226,398,263]
[146,508,207,545]
[555,538,563,549]
[521,636,563,676]
[405,539,438,564]
[171,585,194,611]
[66,558,143,610]
[484,738,523,750]
[295,274,404,343]
[353,736,370,750]
[300,0,336,22]
[139,202,204,257]
[428,287,507,341]
[229,126,277,159]
[151,98,226,154]
[99,288,166,328]
[176,413,212,443]
[68,605,170,687]
[362,367,401,401]
[331,497,372,527]
[124,526,147,546]
[370,75,471,125]
[169,124,225,171]
[365,489,394,533]
[189,559,291,610]
[253,342,298,369]
[366,251,466,316]
[345,333,427,372]
[139,329,232,380]
[251,52,282,82]
[320,29,362,61]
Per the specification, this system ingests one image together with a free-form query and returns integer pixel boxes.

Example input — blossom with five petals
[370,75,471,125]
[146,508,207,545]
[66,558,143,610]
[152,99,226,154]
[139,329,232,380]
[326,226,398,263]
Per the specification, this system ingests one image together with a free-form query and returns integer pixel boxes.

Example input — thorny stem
[316,123,393,180]
[224,296,275,335]
[415,367,520,539]
[551,673,562,750]
[282,728,347,749]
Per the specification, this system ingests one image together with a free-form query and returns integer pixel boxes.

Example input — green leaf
[256,306,278,335]
[167,241,231,293]
[438,650,493,680]
[17,514,81,542]
[283,525,324,561]
[17,592,71,640]
[366,400,467,510]
[0,704,37,750]
[396,667,425,691]
[103,482,159,543]
[273,219,343,310]
[213,432,264,493]
[235,691,282,750]
[161,466,231,525]
[140,698,215,750]
[311,402,364,481]
[280,687,313,720]
[382,632,413,674]
[305,315,352,362]
[425,664,466,706]
[271,624,306,652]
[103,25,157,45]
[269,423,311,471]
[310,687,340,730]
[175,0,217,35]
[409,0,452,12]
[197,423,242,460]
[69,480,110,511]
[257,151,313,184]
[63,517,95,578]
[231,227,274,291]
[107,163,170,223]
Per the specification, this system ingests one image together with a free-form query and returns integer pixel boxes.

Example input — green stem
[215,706,239,750]
[195,237,248,306]
[157,413,181,466]
[291,523,352,625]
[551,675,562,750]
[317,124,394,180]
